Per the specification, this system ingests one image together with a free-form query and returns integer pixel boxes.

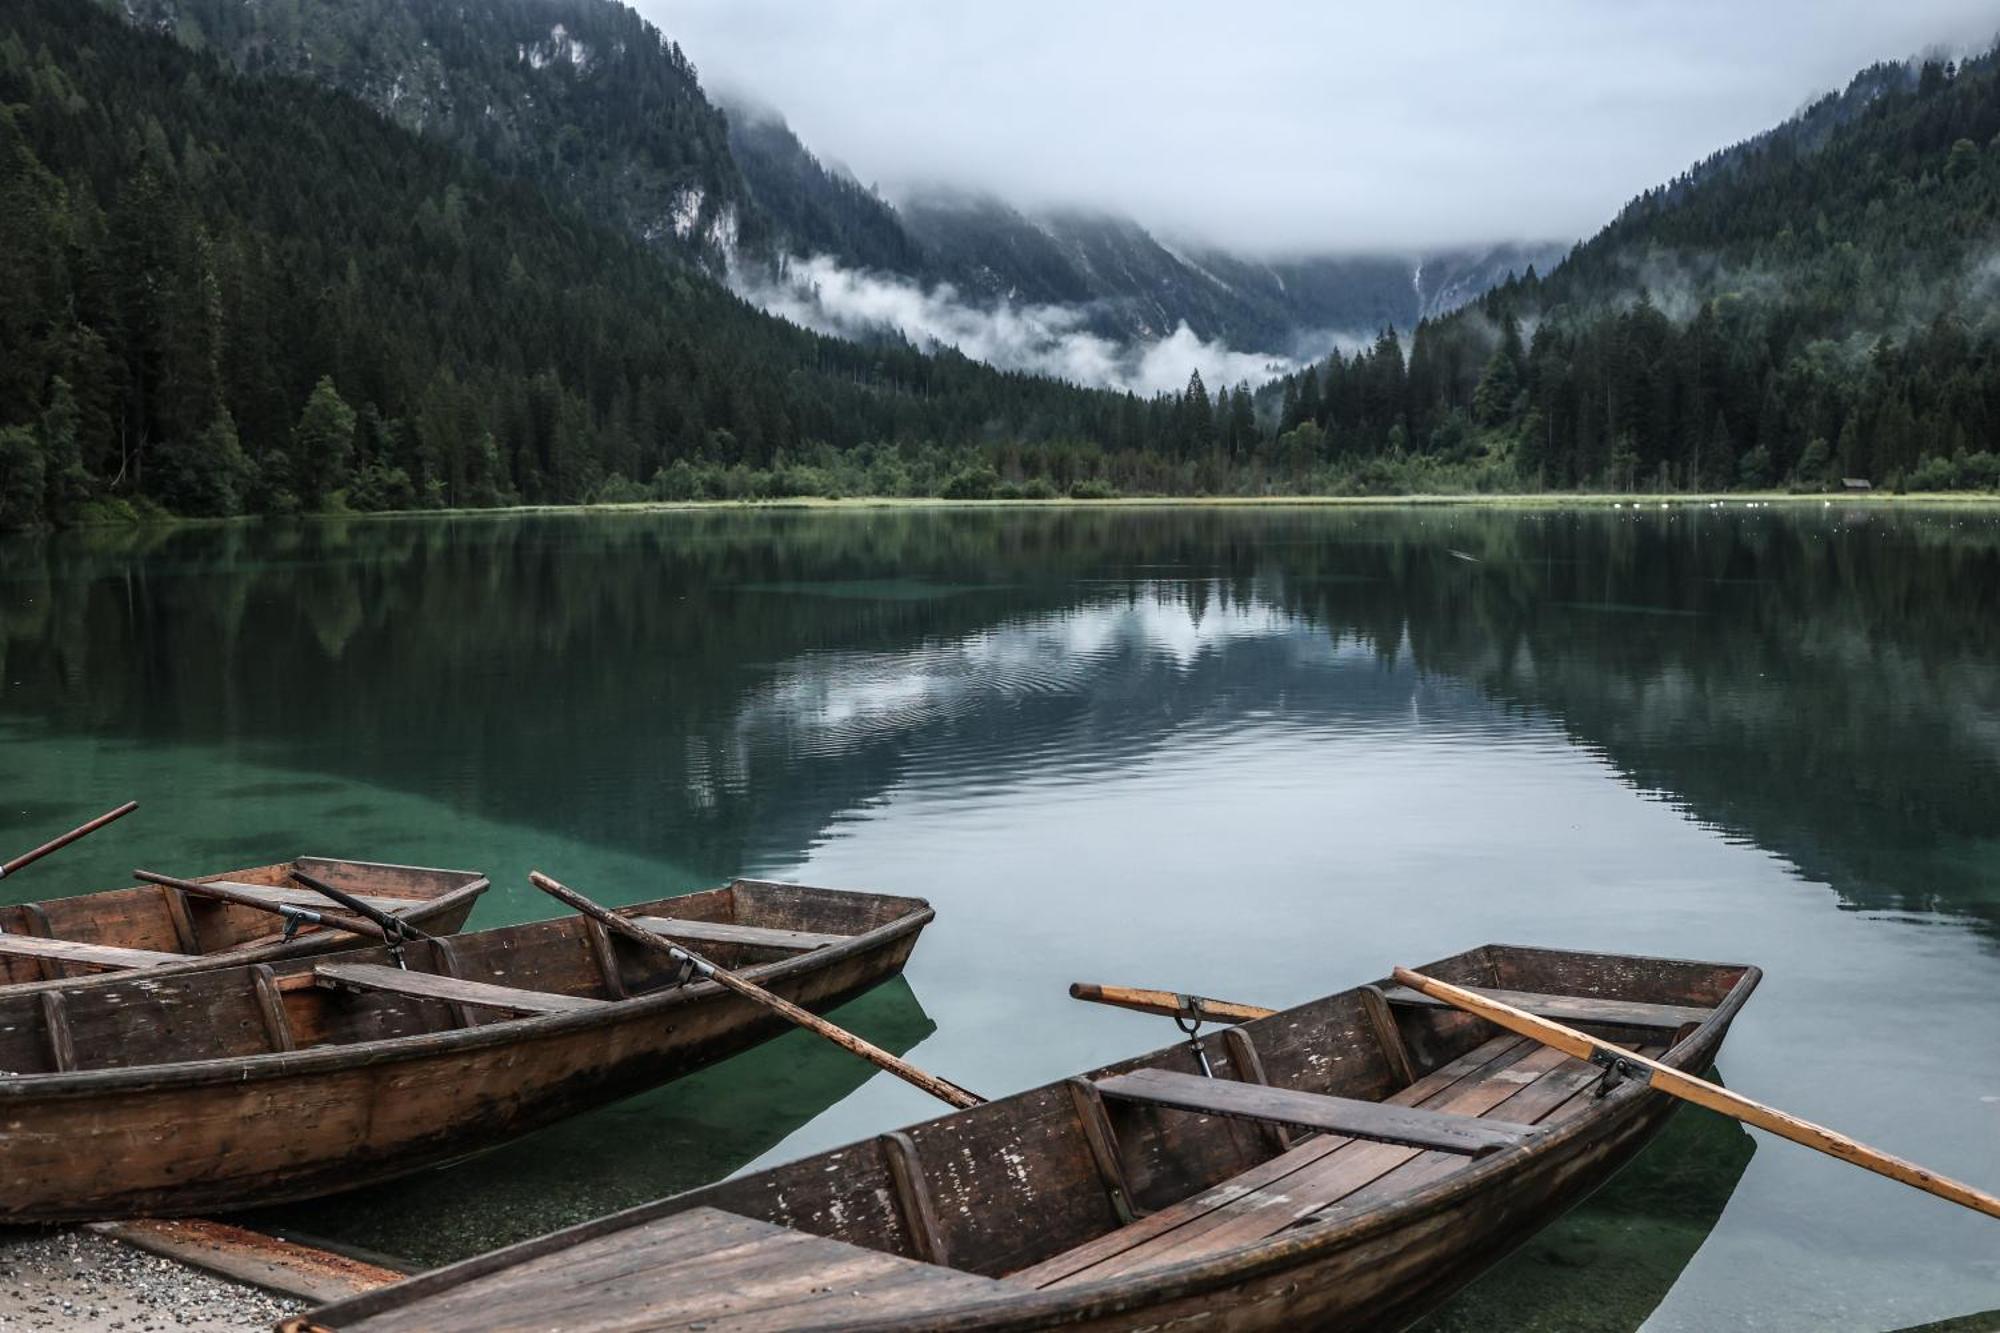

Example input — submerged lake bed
[3,504,1998,1330]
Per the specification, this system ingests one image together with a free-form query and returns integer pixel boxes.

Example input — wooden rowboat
[286,943,1761,1333]
[0,877,932,1221]
[0,857,489,995]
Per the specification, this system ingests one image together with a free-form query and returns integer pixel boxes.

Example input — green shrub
[941,466,999,500]
[0,426,47,529]
[585,472,649,504]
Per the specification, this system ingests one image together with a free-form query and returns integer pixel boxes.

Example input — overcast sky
[643,0,2000,254]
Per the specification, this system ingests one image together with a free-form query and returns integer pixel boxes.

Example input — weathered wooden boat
[285,943,1761,1333]
[0,857,490,995]
[0,877,932,1221]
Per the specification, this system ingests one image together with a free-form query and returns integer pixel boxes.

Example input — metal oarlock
[1172,996,1214,1078]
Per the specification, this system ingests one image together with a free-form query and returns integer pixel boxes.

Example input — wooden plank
[1380,983,1709,1031]
[1313,1043,1656,1221]
[0,934,186,970]
[312,963,609,1016]
[324,1207,1010,1333]
[1221,1027,1291,1152]
[20,903,63,981]
[583,920,629,1000]
[625,915,846,952]
[1067,1078,1141,1225]
[879,1131,949,1266]
[88,1219,407,1304]
[1093,1068,1533,1155]
[428,939,477,1030]
[1079,1039,1650,1283]
[200,882,424,914]
[158,884,202,954]
[1360,984,1417,1087]
[1052,1045,1569,1284]
[1009,1036,1528,1288]
[41,992,76,1072]
[252,964,295,1052]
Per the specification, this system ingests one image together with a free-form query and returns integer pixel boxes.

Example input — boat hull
[991,1042,1707,1330]
[287,945,1760,1333]
[0,894,928,1221]
[908,971,1745,1331]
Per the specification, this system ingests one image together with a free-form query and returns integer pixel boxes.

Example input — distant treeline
[1267,53,2000,495]
[6,1,2000,531]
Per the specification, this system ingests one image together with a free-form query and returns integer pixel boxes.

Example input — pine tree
[1471,347,1520,427]
[1294,364,1322,426]
[1183,371,1213,457]
[291,375,356,507]
[39,377,90,522]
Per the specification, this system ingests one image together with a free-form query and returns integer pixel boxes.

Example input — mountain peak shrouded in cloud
[649,0,2000,253]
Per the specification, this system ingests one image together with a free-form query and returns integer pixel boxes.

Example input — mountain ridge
[118,0,1556,360]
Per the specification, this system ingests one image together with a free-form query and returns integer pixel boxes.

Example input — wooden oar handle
[133,869,390,943]
[1392,966,2000,1223]
[289,869,435,942]
[0,801,138,879]
[527,871,984,1110]
[1069,982,1274,1024]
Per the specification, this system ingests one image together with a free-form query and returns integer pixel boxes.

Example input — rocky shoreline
[0,1229,301,1332]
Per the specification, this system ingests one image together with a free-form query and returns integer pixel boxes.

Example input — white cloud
[649,0,2000,252]
[731,252,1297,394]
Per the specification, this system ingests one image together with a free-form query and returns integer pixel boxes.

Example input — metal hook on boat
[1589,1047,1636,1099]
[1172,997,1214,1078]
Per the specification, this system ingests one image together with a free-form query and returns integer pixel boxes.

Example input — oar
[0,801,139,881]
[1069,982,1274,1024]
[1393,966,2000,1223]
[133,869,390,944]
[527,870,984,1110]
[1069,982,1276,1077]
[288,869,437,944]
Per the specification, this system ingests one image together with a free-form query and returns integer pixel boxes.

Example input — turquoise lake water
[3,505,1997,1329]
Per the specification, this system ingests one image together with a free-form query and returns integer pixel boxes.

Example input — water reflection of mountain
[3,505,1997,931]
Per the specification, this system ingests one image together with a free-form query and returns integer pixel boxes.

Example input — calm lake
[4,503,1998,1330]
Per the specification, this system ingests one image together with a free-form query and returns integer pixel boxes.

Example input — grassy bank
[322,489,2000,522]
[29,488,2000,533]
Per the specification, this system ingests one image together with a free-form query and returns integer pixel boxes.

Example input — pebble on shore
[0,1228,302,1332]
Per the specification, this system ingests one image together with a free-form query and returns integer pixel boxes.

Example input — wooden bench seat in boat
[1015,1033,1664,1289]
[312,962,609,1015]
[334,1206,1013,1332]
[0,935,185,971]
[199,882,424,914]
[625,915,846,952]
[1093,1068,1534,1155]
[1378,983,1708,1030]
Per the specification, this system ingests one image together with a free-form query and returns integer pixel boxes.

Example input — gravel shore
[0,1229,301,1332]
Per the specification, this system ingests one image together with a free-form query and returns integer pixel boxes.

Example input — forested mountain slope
[0,0,1191,527]
[118,0,756,263]
[1264,51,2000,491]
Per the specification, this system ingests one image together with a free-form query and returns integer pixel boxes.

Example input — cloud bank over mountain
[732,253,1302,394]
[654,0,2000,251]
